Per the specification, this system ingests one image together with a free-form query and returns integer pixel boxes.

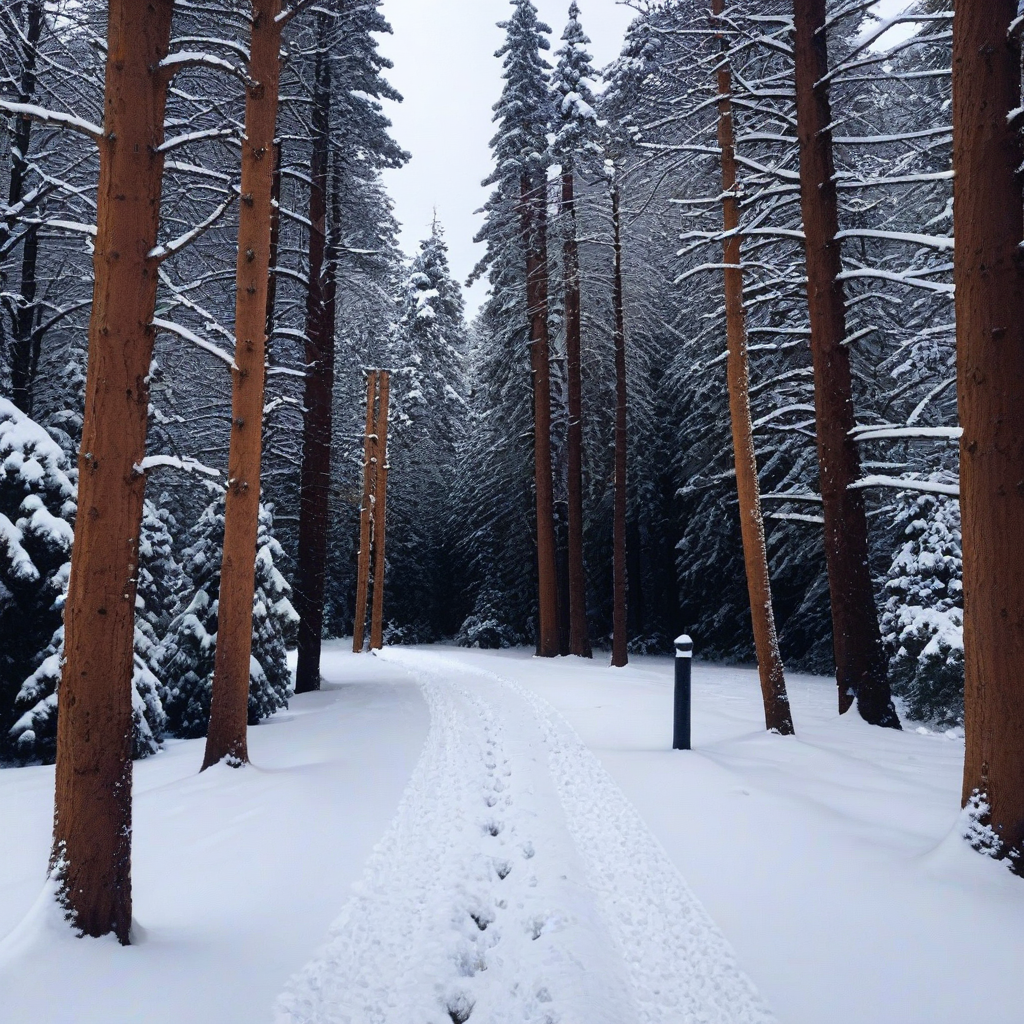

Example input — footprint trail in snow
[275,650,776,1024]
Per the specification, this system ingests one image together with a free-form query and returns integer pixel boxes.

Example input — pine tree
[385,220,469,642]
[10,496,176,764]
[552,2,600,658]
[0,397,75,758]
[293,0,408,690]
[465,0,557,654]
[161,492,295,741]
[881,487,963,727]
[952,0,1024,866]
[204,0,287,770]
[792,0,899,728]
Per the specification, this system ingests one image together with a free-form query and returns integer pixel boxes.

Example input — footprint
[446,994,474,1023]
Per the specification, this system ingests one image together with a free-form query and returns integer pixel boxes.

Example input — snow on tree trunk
[53,0,174,944]
[792,0,899,729]
[204,0,285,771]
[952,0,1024,867]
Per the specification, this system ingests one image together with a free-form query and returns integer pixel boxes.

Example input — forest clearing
[1,0,1023,1021]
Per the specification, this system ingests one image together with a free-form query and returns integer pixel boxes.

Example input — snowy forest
[1,1,1022,1023]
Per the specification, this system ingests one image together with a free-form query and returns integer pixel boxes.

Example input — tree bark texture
[952,0,1024,863]
[295,20,334,694]
[714,0,794,735]
[610,178,629,669]
[521,174,559,658]
[792,0,899,728]
[204,0,284,769]
[353,372,379,653]
[370,372,390,651]
[52,0,174,943]
[562,170,592,658]
[7,0,44,416]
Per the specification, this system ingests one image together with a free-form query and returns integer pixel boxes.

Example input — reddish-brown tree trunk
[52,0,174,943]
[714,0,794,735]
[521,173,559,658]
[204,0,284,769]
[370,372,390,650]
[295,19,334,693]
[953,0,1024,864]
[610,177,629,669]
[562,169,592,658]
[792,0,898,728]
[353,372,379,653]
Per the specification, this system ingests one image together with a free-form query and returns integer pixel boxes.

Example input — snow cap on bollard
[674,635,693,659]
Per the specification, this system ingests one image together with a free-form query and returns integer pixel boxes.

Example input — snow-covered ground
[2,644,1021,1023]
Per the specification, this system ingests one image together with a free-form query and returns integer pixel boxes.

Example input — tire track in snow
[275,651,775,1024]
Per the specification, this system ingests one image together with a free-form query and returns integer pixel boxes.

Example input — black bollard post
[673,634,693,750]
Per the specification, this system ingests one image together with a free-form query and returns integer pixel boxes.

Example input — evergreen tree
[0,397,74,759]
[881,487,964,727]
[551,3,599,166]
[160,491,296,740]
[552,2,601,658]
[8,494,179,763]
[460,0,555,649]
[385,220,469,642]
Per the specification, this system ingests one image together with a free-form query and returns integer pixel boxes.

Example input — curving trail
[275,649,775,1024]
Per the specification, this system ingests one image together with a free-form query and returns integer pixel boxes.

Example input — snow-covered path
[277,649,774,1024]
[3,645,1021,1024]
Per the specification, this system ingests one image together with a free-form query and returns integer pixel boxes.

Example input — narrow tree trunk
[792,0,898,728]
[521,173,559,658]
[353,372,378,653]
[610,176,629,669]
[370,372,390,650]
[265,140,283,351]
[52,0,174,943]
[204,0,284,769]
[562,169,591,658]
[714,0,794,735]
[295,19,334,693]
[7,0,43,415]
[10,226,39,414]
[953,0,1024,864]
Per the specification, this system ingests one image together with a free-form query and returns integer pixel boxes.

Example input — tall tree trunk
[610,175,629,669]
[52,0,173,943]
[792,0,899,728]
[353,372,379,653]
[295,16,334,693]
[953,0,1024,864]
[562,168,591,657]
[265,140,283,353]
[715,0,794,735]
[7,0,43,415]
[204,0,284,769]
[521,173,559,658]
[370,372,390,650]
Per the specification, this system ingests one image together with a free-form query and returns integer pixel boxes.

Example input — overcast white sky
[378,0,636,314]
